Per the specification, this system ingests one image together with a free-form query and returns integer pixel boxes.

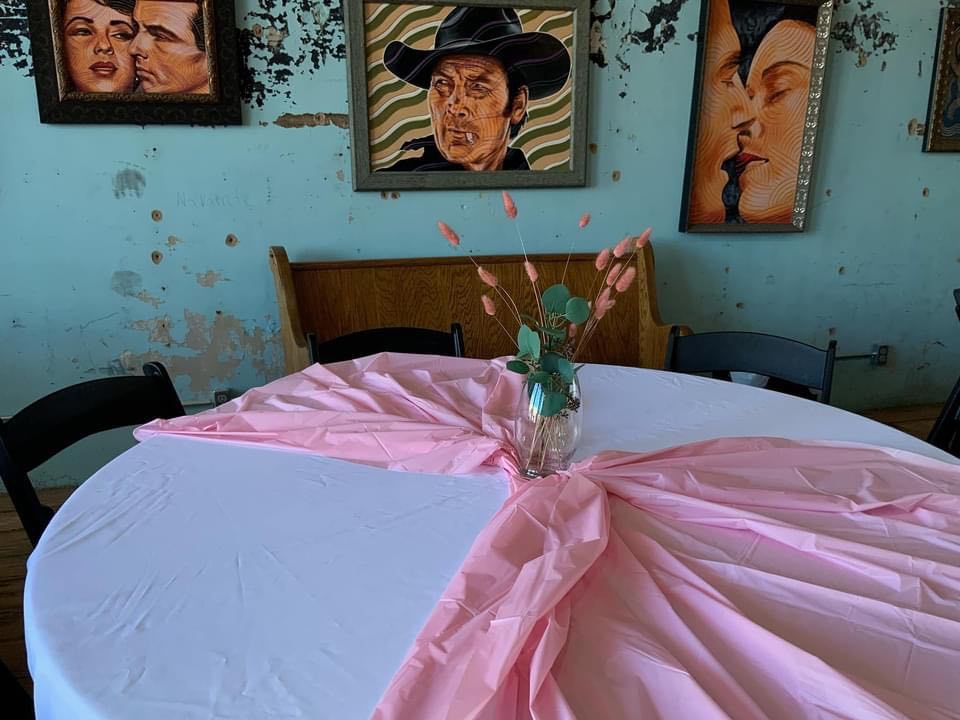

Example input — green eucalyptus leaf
[528,370,551,386]
[541,352,562,374]
[538,325,566,339]
[517,325,541,359]
[565,297,590,325]
[541,284,571,314]
[540,353,574,383]
[541,390,567,417]
[527,371,551,400]
[506,360,530,374]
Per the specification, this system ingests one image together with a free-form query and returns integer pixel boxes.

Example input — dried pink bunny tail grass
[524,261,539,284]
[613,236,632,258]
[568,323,579,338]
[477,266,499,288]
[481,294,496,316]
[596,298,616,319]
[437,221,460,247]
[501,191,518,219]
[635,228,652,249]
[605,262,623,286]
[615,266,637,293]
[578,213,591,230]
[594,248,611,271]
[595,287,616,319]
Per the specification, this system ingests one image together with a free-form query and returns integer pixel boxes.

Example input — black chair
[1,658,33,719]
[928,291,960,455]
[928,377,960,457]
[665,328,838,404]
[307,323,466,365]
[0,362,184,547]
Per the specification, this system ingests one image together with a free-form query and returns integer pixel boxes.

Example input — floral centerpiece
[439,192,651,478]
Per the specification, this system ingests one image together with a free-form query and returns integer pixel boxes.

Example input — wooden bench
[269,245,686,375]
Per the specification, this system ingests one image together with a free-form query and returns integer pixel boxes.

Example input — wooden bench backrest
[269,246,680,375]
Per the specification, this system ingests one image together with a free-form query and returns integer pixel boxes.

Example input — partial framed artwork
[343,0,590,191]
[679,0,834,233]
[26,0,242,124]
[924,6,960,152]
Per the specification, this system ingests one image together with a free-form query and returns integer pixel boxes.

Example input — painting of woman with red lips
[62,0,138,93]
[680,0,834,233]
[26,0,240,124]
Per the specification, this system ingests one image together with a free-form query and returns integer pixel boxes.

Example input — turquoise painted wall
[1,0,957,485]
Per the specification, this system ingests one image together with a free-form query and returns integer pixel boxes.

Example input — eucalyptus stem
[493,315,519,349]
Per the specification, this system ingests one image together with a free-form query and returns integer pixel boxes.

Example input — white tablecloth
[24,366,953,719]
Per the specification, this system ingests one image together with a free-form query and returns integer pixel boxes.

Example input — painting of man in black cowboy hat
[373,5,572,172]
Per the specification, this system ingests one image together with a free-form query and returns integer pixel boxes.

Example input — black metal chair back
[665,328,838,404]
[928,377,960,457]
[927,290,960,456]
[1,658,33,719]
[0,362,184,546]
[307,323,466,365]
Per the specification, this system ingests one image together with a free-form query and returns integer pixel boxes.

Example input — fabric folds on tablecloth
[137,354,960,719]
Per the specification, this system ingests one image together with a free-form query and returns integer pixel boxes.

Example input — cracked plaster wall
[1,0,958,485]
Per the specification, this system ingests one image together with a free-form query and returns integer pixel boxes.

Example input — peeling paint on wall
[111,271,164,308]
[239,0,346,107]
[129,315,174,345]
[589,0,616,67]
[0,1,31,76]
[135,290,163,308]
[274,111,349,129]
[195,270,227,287]
[831,0,897,66]
[624,0,691,54]
[124,311,282,394]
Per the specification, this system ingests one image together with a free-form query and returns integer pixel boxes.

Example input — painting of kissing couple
[680,0,834,232]
[27,0,241,124]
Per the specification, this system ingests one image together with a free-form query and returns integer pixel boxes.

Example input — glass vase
[514,372,582,479]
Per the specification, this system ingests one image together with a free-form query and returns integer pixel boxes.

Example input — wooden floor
[0,487,72,691]
[0,406,944,696]
[860,404,941,442]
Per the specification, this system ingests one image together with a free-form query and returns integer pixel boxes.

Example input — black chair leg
[0,659,34,719]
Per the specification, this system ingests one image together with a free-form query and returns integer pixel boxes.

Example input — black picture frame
[343,0,590,191]
[679,0,834,233]
[27,0,242,125]
[924,7,960,153]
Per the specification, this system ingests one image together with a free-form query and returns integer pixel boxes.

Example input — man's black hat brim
[383,32,571,101]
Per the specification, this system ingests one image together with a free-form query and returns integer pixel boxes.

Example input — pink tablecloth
[137,354,960,719]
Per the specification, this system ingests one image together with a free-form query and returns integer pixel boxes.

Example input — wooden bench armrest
[268,246,311,374]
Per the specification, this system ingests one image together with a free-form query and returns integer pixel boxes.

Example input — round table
[24,366,953,719]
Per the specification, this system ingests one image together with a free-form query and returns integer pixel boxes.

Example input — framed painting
[924,7,960,153]
[343,0,590,191]
[679,0,834,233]
[26,0,241,124]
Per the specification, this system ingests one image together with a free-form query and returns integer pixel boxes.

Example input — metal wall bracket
[836,344,889,367]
